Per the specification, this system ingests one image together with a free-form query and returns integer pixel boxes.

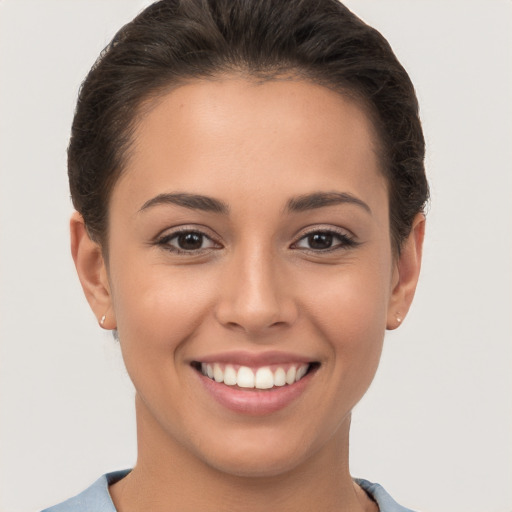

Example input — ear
[386,213,425,330]
[70,212,116,329]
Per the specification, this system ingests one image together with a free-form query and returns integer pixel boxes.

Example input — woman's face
[77,78,422,477]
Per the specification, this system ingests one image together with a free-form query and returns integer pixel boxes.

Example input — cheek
[110,262,215,366]
[300,257,391,380]
[303,258,391,334]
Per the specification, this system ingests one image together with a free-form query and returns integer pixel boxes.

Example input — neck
[110,395,373,512]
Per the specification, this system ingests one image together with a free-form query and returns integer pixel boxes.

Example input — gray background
[1,1,511,511]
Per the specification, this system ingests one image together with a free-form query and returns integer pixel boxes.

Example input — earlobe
[386,213,425,330]
[70,212,116,329]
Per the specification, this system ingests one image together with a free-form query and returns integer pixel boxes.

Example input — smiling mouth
[191,362,320,390]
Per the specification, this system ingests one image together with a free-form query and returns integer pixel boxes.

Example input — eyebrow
[138,190,370,216]
[286,191,372,214]
[139,193,230,214]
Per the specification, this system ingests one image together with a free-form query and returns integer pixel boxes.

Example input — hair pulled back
[68,0,428,251]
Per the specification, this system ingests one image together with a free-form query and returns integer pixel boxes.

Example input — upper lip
[190,350,317,367]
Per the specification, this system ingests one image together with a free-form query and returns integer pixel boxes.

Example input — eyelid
[153,224,219,241]
[153,225,223,253]
[292,224,356,241]
[290,225,359,251]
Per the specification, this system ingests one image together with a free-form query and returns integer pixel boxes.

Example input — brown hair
[68,0,428,252]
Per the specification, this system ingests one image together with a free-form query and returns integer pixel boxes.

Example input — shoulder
[41,470,130,512]
[355,478,418,512]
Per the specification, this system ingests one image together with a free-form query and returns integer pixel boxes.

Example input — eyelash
[155,227,221,255]
[155,227,358,255]
[291,227,359,253]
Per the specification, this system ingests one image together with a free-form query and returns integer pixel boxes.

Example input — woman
[43,0,427,510]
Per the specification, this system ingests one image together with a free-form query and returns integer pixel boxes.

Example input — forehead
[114,78,387,219]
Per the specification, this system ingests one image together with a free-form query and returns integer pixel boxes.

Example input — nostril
[215,309,298,335]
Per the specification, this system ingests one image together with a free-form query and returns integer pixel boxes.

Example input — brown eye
[177,232,204,250]
[294,229,357,252]
[157,230,219,253]
[307,232,333,250]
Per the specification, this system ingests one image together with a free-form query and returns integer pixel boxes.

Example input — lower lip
[196,370,314,415]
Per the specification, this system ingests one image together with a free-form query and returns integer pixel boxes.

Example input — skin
[71,78,424,512]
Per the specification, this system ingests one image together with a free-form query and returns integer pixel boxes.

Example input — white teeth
[223,364,237,386]
[237,366,255,388]
[255,367,274,389]
[199,363,312,389]
[213,363,223,383]
[285,366,296,385]
[295,365,308,382]
[274,367,286,387]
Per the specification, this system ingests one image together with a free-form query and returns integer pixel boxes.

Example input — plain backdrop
[0,1,511,511]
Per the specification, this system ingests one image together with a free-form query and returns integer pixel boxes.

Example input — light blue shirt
[42,470,416,512]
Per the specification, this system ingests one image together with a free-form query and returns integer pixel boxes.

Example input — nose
[214,246,298,336]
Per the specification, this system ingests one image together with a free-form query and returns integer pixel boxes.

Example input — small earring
[100,314,106,326]
[396,314,402,323]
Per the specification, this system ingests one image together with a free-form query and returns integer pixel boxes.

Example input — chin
[203,447,309,479]
[193,423,335,480]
